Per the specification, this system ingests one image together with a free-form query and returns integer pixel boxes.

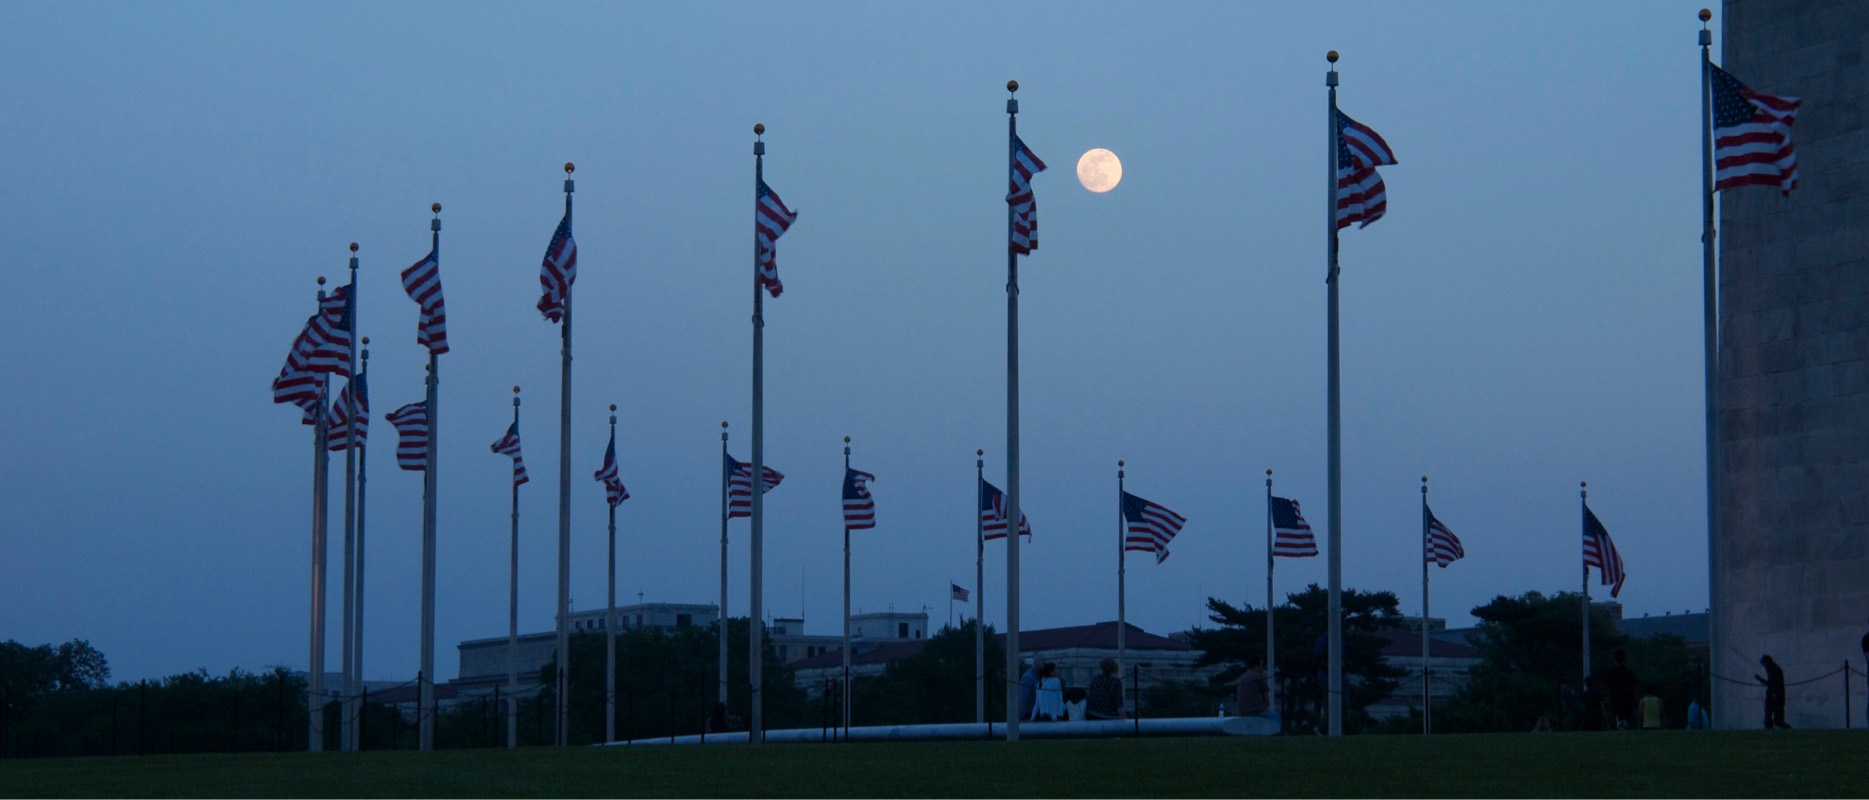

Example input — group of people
[1017,658,1127,721]
[1564,649,1690,731]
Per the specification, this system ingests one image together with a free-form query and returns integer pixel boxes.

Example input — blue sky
[0,2,1722,682]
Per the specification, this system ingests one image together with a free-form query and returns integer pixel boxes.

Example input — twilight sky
[0,2,1723,683]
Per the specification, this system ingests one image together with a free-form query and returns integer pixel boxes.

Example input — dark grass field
[3,730,1863,798]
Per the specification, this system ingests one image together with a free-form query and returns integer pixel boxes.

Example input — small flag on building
[537,212,577,323]
[979,478,1032,540]
[726,453,783,518]
[951,583,970,602]
[491,422,529,487]
[1121,491,1186,564]
[1711,63,1800,195]
[755,180,797,298]
[1583,505,1625,598]
[1270,496,1318,557]
[594,433,628,507]
[386,401,429,471]
[1334,110,1397,229]
[1425,505,1465,567]
[842,468,877,530]
[400,248,449,355]
[1007,135,1047,255]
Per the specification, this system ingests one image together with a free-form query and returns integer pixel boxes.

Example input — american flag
[271,362,322,424]
[594,433,629,508]
[490,422,529,487]
[537,212,577,323]
[1424,505,1465,567]
[1121,490,1186,565]
[325,375,368,452]
[842,468,877,530]
[1007,135,1047,255]
[400,247,449,355]
[755,179,796,298]
[725,452,783,519]
[1711,63,1800,196]
[385,401,429,471]
[1583,505,1625,598]
[1270,496,1317,558]
[950,583,970,602]
[978,478,1031,541]
[281,285,355,377]
[1334,110,1397,230]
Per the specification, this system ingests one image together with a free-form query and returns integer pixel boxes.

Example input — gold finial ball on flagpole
[564,162,575,174]
[361,336,370,346]
[1581,481,1588,488]
[513,386,520,394]
[1699,8,1712,21]
[753,123,765,136]
[721,420,728,429]
[349,242,358,253]
[1327,50,1339,64]
[1422,475,1428,484]
[609,403,617,412]
[1266,469,1273,477]
[1117,459,1125,468]
[844,435,851,444]
[1007,80,1019,93]
[317,276,326,285]
[432,202,441,214]
[977,449,984,457]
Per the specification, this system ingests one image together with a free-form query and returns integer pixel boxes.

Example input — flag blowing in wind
[1007,135,1047,255]
[755,179,796,298]
[1424,505,1465,567]
[400,248,449,354]
[726,453,783,518]
[951,583,970,602]
[979,478,1031,541]
[1583,505,1625,598]
[491,422,529,487]
[386,401,429,471]
[1711,63,1800,195]
[1335,110,1397,229]
[842,468,876,530]
[595,433,628,508]
[537,213,577,323]
[1121,491,1186,564]
[1270,496,1318,558]
[326,375,368,452]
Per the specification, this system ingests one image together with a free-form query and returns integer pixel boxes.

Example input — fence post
[1132,665,1142,737]
[275,672,286,752]
[625,685,633,745]
[138,680,147,757]
[1844,661,1851,730]
[669,680,677,744]
[535,693,544,746]
[231,686,240,754]
[111,693,119,757]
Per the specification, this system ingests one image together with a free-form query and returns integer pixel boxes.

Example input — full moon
[1077,148,1122,193]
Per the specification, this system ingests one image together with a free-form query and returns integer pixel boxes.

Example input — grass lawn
[2,731,1862,797]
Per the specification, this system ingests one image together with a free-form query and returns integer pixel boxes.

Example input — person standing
[1234,656,1272,719]
[1086,658,1125,720]
[1598,649,1640,730]
[1638,685,1664,730]
[1756,654,1790,729]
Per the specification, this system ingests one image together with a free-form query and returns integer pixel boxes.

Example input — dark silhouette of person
[1598,648,1640,730]
[1755,654,1790,729]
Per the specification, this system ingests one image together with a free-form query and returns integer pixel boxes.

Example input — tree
[848,620,1003,726]
[1185,584,1406,733]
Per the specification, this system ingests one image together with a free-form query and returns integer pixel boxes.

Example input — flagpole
[1581,482,1591,683]
[555,163,575,747]
[1117,461,1127,671]
[506,387,520,750]
[975,449,985,725]
[1324,50,1345,738]
[309,278,331,753]
[339,243,359,753]
[719,422,730,707]
[749,126,768,743]
[1420,476,1430,735]
[1265,470,1276,717]
[842,436,853,734]
[1698,7,1724,733]
[354,341,370,752]
[420,205,442,753]
[1003,79,1024,745]
[605,405,618,744]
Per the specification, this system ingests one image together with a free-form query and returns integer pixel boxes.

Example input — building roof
[1372,629,1478,659]
[1616,612,1709,644]
[790,621,1189,669]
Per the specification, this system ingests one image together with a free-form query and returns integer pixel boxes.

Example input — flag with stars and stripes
[325,375,368,452]
[490,422,529,487]
[951,583,970,602]
[755,179,797,298]
[979,478,1031,541]
[594,432,629,508]
[1583,504,1625,598]
[1425,505,1465,567]
[537,212,577,323]
[1121,490,1186,564]
[386,401,429,471]
[1007,135,1047,255]
[1271,496,1317,558]
[271,363,322,424]
[842,468,877,530]
[725,452,783,518]
[1711,63,1799,195]
[400,247,449,355]
[1335,110,1396,229]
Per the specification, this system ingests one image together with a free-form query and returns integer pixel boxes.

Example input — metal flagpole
[354,341,371,752]
[1698,7,1724,732]
[1581,481,1591,682]
[975,449,985,725]
[842,437,853,734]
[1117,461,1127,670]
[555,163,575,747]
[1420,476,1430,735]
[339,243,360,753]
[749,126,768,743]
[506,387,520,750]
[1003,79,1024,745]
[309,279,331,753]
[719,423,730,707]
[1323,50,1345,738]
[605,405,618,744]
[420,207,442,752]
[1265,470,1277,715]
